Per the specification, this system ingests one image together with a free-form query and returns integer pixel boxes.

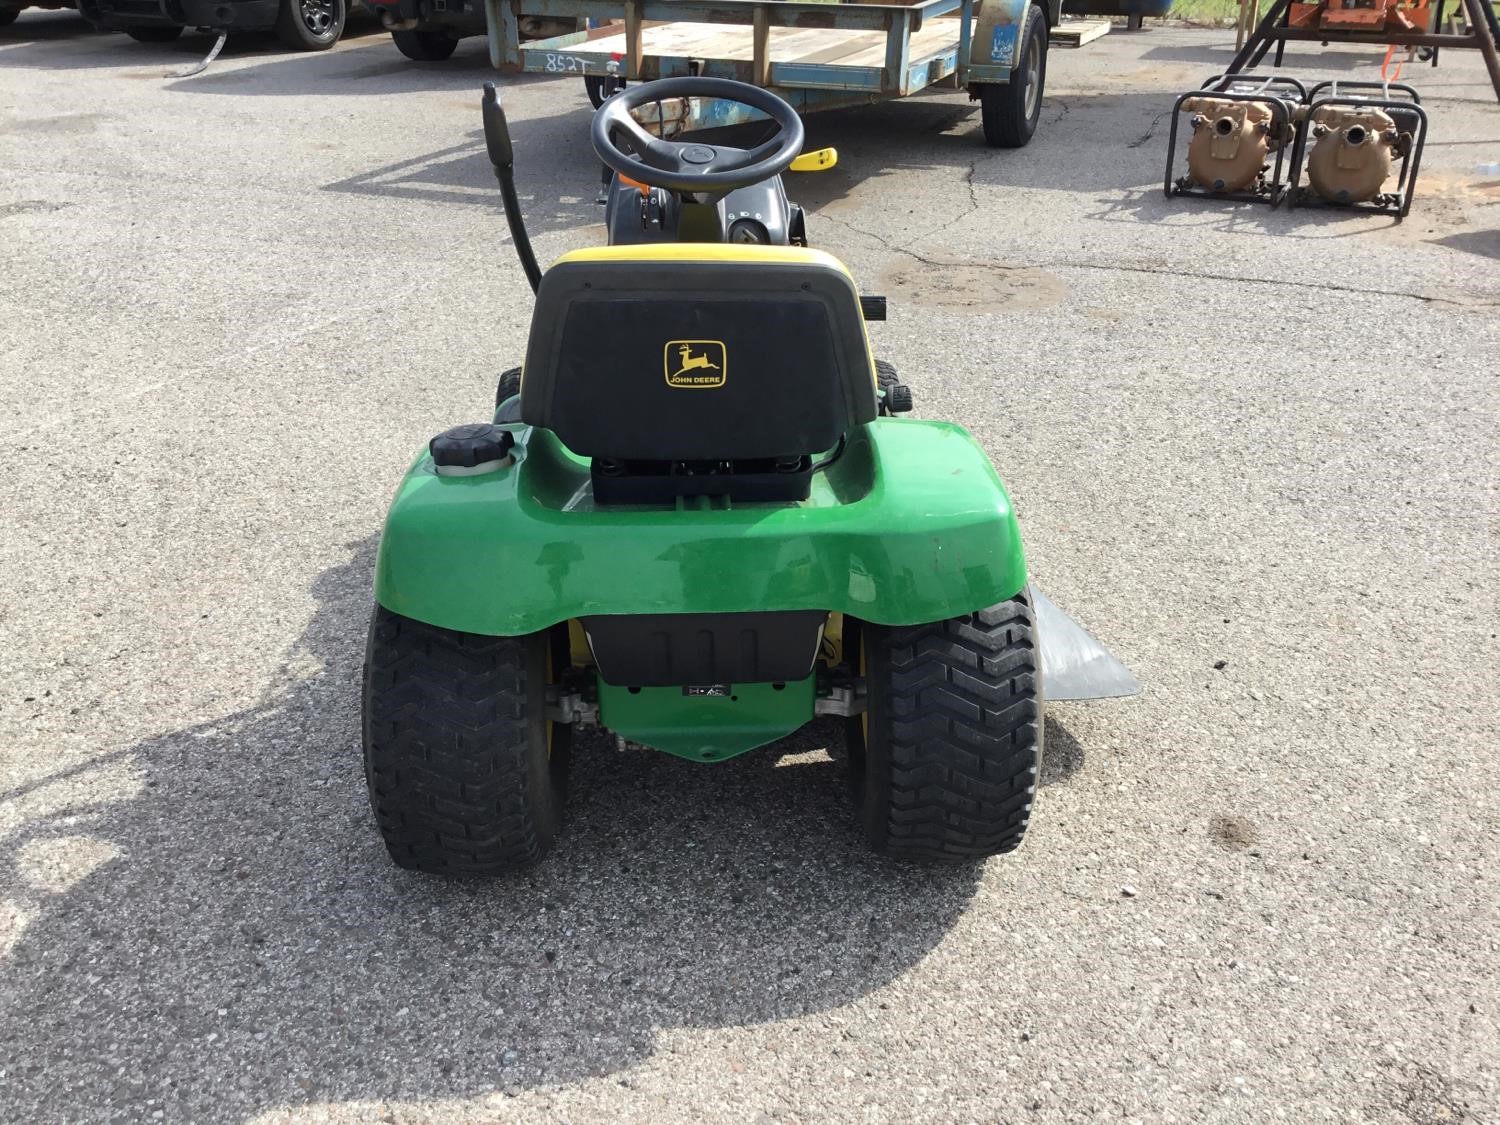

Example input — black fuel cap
[429,424,515,473]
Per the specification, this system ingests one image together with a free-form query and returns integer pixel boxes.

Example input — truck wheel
[848,593,1043,862]
[275,0,344,51]
[979,3,1047,148]
[126,24,184,40]
[362,606,572,875]
[391,28,458,60]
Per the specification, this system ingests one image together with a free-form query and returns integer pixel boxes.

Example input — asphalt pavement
[2,11,1498,1123]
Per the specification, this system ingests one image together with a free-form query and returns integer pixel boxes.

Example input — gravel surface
[2,13,1498,1123]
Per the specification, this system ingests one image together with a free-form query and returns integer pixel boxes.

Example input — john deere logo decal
[664,340,726,388]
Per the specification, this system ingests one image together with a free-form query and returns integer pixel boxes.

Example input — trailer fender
[970,0,1034,72]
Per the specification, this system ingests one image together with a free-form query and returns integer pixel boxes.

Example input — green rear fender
[374,419,1028,635]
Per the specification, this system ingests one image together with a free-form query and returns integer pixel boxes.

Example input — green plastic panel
[374,419,1027,636]
[597,676,816,761]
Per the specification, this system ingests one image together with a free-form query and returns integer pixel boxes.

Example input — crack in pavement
[1043,259,1500,309]
[810,211,1500,310]
[1128,107,1174,150]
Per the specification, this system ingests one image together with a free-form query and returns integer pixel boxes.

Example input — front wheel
[362,607,572,874]
[847,593,1043,862]
[275,0,344,50]
[126,24,184,40]
[978,3,1047,148]
[391,28,457,60]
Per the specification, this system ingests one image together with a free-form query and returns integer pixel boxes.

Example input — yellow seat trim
[550,243,855,278]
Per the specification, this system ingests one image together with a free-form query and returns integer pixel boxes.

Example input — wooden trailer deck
[492,0,1002,109]
[532,18,970,81]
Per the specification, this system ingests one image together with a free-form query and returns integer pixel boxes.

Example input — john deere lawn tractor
[361,78,1136,874]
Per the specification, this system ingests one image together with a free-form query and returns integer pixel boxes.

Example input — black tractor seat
[520,246,880,503]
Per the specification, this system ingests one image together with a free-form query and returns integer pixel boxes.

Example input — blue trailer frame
[482,0,1061,119]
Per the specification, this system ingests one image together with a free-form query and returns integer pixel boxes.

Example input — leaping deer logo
[664,340,727,387]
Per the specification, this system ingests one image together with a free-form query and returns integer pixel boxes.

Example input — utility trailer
[482,0,1063,146]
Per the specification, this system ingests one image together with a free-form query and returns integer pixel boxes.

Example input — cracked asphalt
[2,11,1499,1124]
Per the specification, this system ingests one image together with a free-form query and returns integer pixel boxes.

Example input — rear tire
[275,0,344,51]
[979,3,1047,148]
[362,606,572,875]
[126,24,184,40]
[391,28,458,60]
[848,593,1043,862]
[494,366,522,421]
[874,359,913,415]
[494,365,522,409]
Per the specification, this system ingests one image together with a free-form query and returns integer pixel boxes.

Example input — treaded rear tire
[362,606,571,875]
[494,365,522,408]
[874,359,913,415]
[494,366,522,421]
[849,593,1043,862]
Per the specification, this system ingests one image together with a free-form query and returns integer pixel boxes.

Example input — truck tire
[979,3,1047,148]
[275,0,343,51]
[392,28,458,60]
[362,606,572,875]
[126,24,184,40]
[848,593,1043,862]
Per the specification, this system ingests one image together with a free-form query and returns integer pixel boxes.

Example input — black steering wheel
[591,76,805,196]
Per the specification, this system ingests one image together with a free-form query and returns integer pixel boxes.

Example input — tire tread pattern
[361,606,558,874]
[864,595,1042,862]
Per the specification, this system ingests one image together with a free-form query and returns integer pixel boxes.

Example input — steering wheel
[591,76,805,196]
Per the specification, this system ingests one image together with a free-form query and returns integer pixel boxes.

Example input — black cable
[809,434,847,475]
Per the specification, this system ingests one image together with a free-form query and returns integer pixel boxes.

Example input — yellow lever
[789,147,838,173]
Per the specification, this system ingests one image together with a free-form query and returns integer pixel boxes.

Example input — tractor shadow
[0,538,1086,1120]
[321,119,605,226]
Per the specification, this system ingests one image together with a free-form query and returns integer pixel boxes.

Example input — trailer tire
[274,0,344,51]
[847,593,1043,862]
[979,2,1047,148]
[584,75,626,107]
[126,24,184,40]
[392,28,458,60]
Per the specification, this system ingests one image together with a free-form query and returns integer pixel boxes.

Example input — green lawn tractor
[362,78,1137,875]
